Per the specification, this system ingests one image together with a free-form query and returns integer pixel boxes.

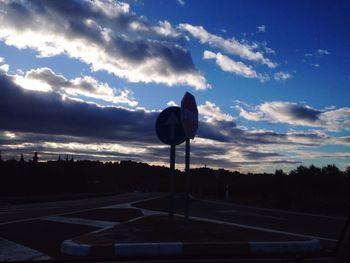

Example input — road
[0,192,157,260]
[0,192,156,224]
[134,194,346,249]
[0,192,347,260]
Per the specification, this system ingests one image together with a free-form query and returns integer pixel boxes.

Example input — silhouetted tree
[20,154,25,163]
[345,167,350,178]
[32,152,39,163]
[321,164,340,177]
[274,169,286,176]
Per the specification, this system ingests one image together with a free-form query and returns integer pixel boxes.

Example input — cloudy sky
[0,0,349,172]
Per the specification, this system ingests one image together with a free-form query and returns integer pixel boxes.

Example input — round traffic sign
[155,107,186,145]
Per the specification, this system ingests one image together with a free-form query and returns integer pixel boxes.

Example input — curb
[61,239,321,257]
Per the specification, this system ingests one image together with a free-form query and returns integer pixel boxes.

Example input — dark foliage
[1,154,349,215]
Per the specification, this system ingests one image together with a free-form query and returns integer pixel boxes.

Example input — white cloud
[89,0,130,18]
[238,101,350,131]
[203,50,269,82]
[167,100,178,107]
[0,63,9,72]
[0,56,9,72]
[43,141,147,155]
[177,0,185,6]
[274,71,292,81]
[304,49,331,57]
[179,23,277,68]
[198,101,234,123]
[0,1,208,90]
[257,25,266,32]
[154,20,181,37]
[317,49,331,56]
[14,67,139,107]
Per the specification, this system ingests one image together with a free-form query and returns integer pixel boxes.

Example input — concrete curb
[61,239,321,257]
[61,240,91,256]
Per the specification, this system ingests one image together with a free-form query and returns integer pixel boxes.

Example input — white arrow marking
[165,112,179,140]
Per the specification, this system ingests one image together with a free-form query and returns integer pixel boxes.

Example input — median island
[74,215,306,244]
[62,215,321,258]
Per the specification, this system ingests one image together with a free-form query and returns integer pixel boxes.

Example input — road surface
[0,192,346,260]
[133,194,346,247]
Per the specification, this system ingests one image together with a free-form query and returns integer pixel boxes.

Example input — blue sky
[0,0,349,172]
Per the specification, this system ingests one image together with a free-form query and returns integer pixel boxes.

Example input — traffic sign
[181,92,198,139]
[155,106,186,146]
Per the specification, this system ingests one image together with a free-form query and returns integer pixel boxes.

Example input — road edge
[61,239,321,257]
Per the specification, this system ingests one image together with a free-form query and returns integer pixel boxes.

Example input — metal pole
[185,138,190,222]
[169,144,176,219]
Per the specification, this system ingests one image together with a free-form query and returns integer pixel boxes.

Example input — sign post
[169,144,175,218]
[181,92,198,222]
[155,106,186,218]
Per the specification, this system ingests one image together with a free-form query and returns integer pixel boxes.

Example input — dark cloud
[1,73,347,170]
[285,104,321,122]
[238,101,350,131]
[0,73,158,143]
[242,151,282,160]
[27,68,69,88]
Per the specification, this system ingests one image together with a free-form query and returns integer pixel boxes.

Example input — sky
[0,0,349,173]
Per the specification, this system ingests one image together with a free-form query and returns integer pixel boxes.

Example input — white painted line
[130,194,168,206]
[115,242,183,256]
[128,205,336,242]
[249,239,321,253]
[0,192,160,226]
[191,195,346,221]
[1,200,143,226]
[140,209,165,216]
[0,206,116,226]
[42,216,118,228]
[187,215,338,243]
[102,203,133,209]
[215,209,287,221]
[61,239,91,256]
[0,237,51,261]
[129,206,337,243]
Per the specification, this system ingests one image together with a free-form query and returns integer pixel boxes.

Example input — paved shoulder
[0,237,51,261]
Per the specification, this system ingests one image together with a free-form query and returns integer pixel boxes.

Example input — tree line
[0,155,349,215]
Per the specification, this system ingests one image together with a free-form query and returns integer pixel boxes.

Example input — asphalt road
[0,192,347,260]
[0,192,158,260]
[0,192,157,224]
[133,194,347,249]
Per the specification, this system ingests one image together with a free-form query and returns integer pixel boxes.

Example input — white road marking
[0,237,51,261]
[187,215,339,243]
[42,216,118,228]
[130,196,338,242]
[215,209,287,221]
[191,195,346,221]
[0,206,109,226]
[0,192,156,215]
[0,193,160,226]
[128,203,338,243]
[102,203,133,209]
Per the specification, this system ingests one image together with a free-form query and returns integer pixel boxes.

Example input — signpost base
[169,144,175,219]
[185,138,190,223]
